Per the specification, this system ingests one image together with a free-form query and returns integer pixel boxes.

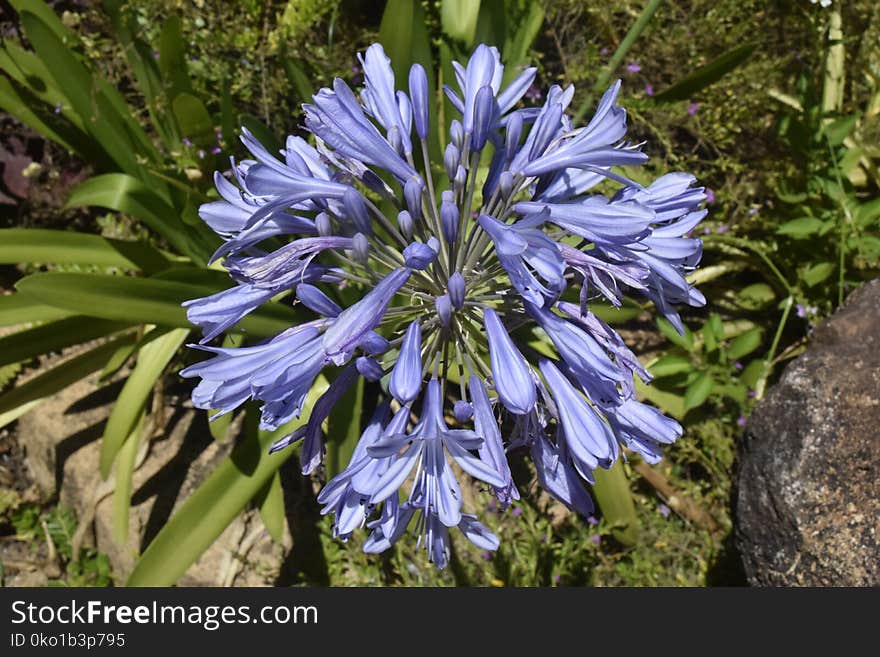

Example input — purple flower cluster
[181,44,708,567]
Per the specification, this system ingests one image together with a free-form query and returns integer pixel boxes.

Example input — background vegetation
[0,0,877,586]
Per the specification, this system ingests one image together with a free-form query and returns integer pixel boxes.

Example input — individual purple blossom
[626,62,642,73]
[658,503,671,519]
[687,102,700,117]
[644,83,654,97]
[182,42,708,568]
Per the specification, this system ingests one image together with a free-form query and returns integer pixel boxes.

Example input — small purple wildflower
[716,225,729,234]
[687,102,700,117]
[626,62,641,73]
[737,416,747,427]
[734,361,743,371]
[182,136,193,148]
[587,515,599,526]
[748,390,757,398]
[591,534,601,545]
[512,507,523,517]
[705,188,715,204]
[644,83,654,96]
[658,503,671,519]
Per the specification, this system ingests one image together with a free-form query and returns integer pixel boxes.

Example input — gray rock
[735,279,880,586]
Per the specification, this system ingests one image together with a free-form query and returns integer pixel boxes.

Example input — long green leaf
[64,173,216,263]
[652,42,757,103]
[111,410,145,545]
[0,294,72,326]
[15,272,300,337]
[255,469,286,544]
[100,327,188,477]
[127,376,329,586]
[0,316,129,368]
[9,0,74,41]
[0,334,134,427]
[0,75,102,161]
[0,228,171,272]
[442,0,481,44]
[592,461,639,546]
[158,15,193,101]
[19,12,143,177]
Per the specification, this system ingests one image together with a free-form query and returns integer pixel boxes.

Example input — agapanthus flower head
[182,42,708,567]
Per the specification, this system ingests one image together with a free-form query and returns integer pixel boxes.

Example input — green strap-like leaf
[111,410,145,545]
[15,271,300,337]
[64,173,217,263]
[255,470,286,544]
[0,333,135,428]
[127,376,329,586]
[0,228,172,273]
[0,315,130,368]
[0,294,72,327]
[100,327,188,477]
[652,42,757,103]
[592,461,639,546]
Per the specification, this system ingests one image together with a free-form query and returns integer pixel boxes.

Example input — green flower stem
[572,0,665,124]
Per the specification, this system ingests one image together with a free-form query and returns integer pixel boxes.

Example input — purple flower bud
[512,507,522,517]
[505,112,522,161]
[389,321,422,403]
[441,198,459,244]
[297,284,342,317]
[737,416,747,427]
[499,171,514,197]
[450,119,464,148]
[454,165,467,188]
[404,178,423,220]
[626,62,641,73]
[409,64,429,140]
[397,210,414,240]
[344,188,372,234]
[444,143,460,180]
[352,232,370,263]
[471,85,494,151]
[182,136,193,147]
[483,307,536,415]
[360,332,390,355]
[441,189,455,203]
[687,102,700,117]
[453,400,474,422]
[403,241,437,269]
[591,534,601,545]
[436,294,452,327]
[644,83,654,96]
[658,503,671,519]
[356,356,385,381]
[427,236,440,253]
[316,212,332,236]
[448,272,466,309]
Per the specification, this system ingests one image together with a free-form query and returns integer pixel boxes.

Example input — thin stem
[572,0,665,124]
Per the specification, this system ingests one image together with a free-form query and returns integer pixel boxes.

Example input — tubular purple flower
[322,268,412,365]
[409,63,430,140]
[301,363,359,474]
[389,321,422,403]
[539,359,617,477]
[297,283,343,317]
[471,376,519,506]
[483,307,536,415]
[359,43,413,155]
